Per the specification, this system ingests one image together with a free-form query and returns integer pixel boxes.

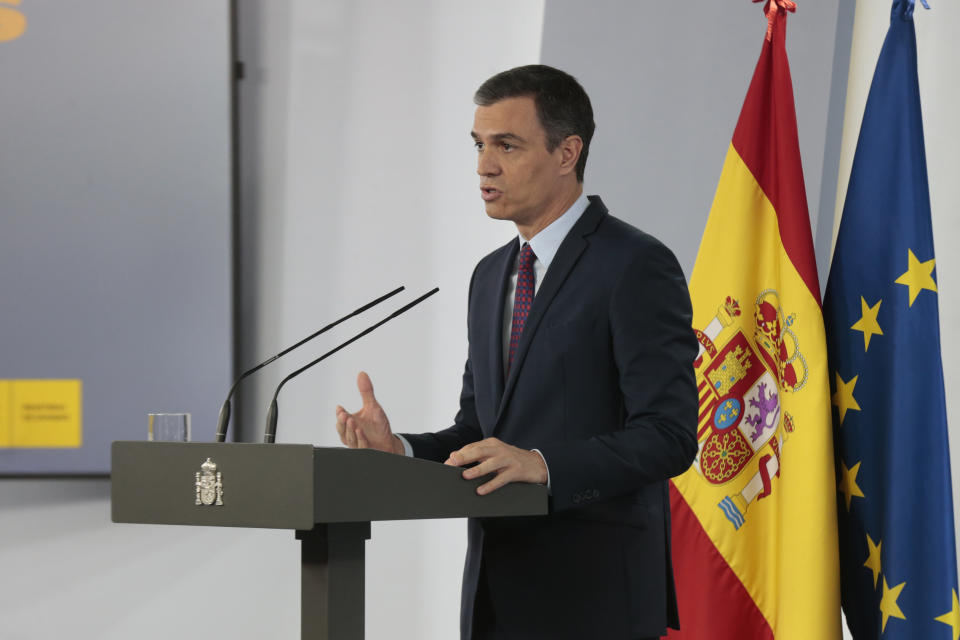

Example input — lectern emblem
[194,458,224,506]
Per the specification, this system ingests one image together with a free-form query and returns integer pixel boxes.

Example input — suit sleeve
[399,265,484,462]
[537,241,699,511]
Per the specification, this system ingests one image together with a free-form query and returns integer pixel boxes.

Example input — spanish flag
[667,4,841,638]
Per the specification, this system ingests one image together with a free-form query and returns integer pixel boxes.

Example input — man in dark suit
[336,65,698,640]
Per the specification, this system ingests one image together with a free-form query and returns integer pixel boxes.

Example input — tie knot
[519,243,536,270]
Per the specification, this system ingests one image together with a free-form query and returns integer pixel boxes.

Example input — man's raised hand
[335,371,404,454]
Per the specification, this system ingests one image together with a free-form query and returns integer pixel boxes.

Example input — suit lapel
[494,197,608,427]
[487,239,518,414]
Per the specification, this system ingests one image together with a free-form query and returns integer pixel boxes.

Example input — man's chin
[483,203,511,221]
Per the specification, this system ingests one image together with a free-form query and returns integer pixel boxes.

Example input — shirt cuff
[395,433,413,457]
[531,448,552,492]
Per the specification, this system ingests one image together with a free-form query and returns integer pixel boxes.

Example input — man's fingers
[344,416,358,448]
[356,428,369,449]
[446,449,478,466]
[477,468,514,495]
[335,406,348,439]
[462,456,507,479]
[446,439,496,466]
[446,438,543,493]
[356,371,378,409]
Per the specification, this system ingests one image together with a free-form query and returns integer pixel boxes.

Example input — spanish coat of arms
[195,457,224,506]
[692,291,807,529]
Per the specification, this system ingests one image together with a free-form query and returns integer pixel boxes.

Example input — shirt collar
[519,191,590,270]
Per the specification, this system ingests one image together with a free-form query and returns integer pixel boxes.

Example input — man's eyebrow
[470,131,527,144]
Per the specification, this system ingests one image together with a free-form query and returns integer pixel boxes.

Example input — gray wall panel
[541,1,852,284]
[0,1,232,473]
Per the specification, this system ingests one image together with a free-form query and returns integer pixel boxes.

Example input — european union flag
[823,1,959,638]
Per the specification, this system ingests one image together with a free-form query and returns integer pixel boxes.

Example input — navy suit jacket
[403,196,698,639]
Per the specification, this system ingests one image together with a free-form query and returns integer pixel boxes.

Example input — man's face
[472,96,565,229]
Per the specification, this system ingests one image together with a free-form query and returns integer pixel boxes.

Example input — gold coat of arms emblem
[194,457,224,506]
[692,291,808,529]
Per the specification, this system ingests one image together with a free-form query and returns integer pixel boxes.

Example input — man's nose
[477,149,500,176]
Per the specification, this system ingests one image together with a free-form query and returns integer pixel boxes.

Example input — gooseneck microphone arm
[263,287,439,444]
[214,286,405,442]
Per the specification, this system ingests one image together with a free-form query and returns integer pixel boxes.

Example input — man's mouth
[480,186,501,202]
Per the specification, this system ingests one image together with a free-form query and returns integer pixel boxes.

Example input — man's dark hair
[474,64,595,183]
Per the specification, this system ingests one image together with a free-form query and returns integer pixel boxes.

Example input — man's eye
[501,142,513,151]
[474,141,484,151]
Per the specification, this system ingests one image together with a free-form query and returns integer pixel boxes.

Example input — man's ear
[557,135,584,177]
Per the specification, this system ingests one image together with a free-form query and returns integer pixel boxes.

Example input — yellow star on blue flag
[894,249,937,306]
[850,296,883,351]
[935,589,960,640]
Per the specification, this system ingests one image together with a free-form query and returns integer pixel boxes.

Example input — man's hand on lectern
[335,371,404,454]
[445,438,548,495]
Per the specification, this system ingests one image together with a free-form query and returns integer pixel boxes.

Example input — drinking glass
[148,413,191,442]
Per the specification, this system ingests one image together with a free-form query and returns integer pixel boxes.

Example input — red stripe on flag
[731,14,821,305]
[698,399,717,425]
[667,483,774,640]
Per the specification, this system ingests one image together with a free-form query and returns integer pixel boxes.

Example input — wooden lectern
[111,442,548,639]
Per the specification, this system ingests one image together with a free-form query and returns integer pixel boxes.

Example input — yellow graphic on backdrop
[0,380,83,447]
[0,0,27,42]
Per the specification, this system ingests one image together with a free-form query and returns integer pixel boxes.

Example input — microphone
[214,286,405,442]
[263,287,439,443]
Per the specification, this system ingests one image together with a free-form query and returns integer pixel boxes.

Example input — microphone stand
[264,287,439,443]
[215,286,405,442]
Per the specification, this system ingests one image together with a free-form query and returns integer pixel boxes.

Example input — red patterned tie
[508,243,536,372]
